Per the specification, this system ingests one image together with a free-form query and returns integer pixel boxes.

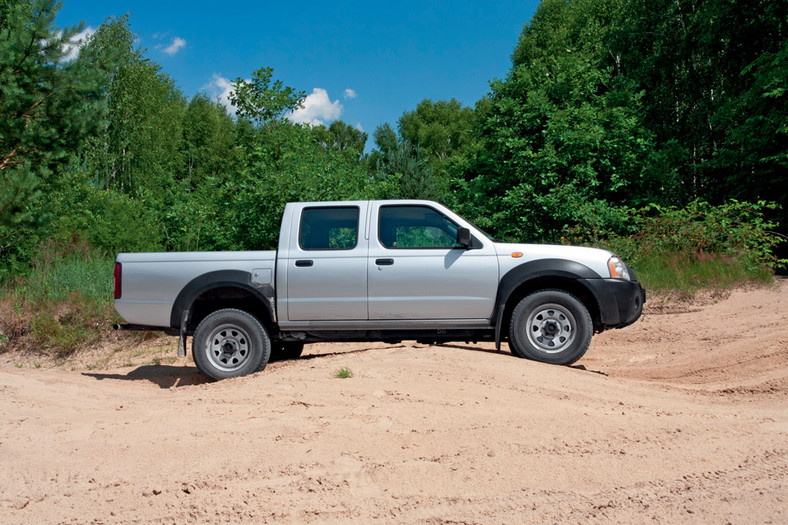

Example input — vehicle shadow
[295,344,406,361]
[429,342,509,356]
[431,343,608,375]
[82,365,211,389]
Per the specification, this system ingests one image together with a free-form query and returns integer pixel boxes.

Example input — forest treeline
[1,0,786,283]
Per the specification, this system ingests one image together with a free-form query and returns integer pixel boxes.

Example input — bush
[0,240,116,356]
[611,201,782,265]
[576,200,786,291]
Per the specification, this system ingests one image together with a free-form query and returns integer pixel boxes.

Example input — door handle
[375,258,394,266]
[295,260,314,267]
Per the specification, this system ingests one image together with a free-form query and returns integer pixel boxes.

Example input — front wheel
[192,309,271,380]
[508,290,592,365]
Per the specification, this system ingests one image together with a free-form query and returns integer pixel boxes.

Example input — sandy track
[1,282,786,524]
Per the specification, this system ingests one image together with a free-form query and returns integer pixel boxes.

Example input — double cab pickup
[114,200,645,379]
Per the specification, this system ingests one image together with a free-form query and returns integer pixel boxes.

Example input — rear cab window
[299,206,359,251]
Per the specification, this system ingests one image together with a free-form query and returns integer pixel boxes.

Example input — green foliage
[399,98,474,162]
[311,120,368,158]
[0,0,98,174]
[556,199,784,293]
[212,121,371,250]
[461,0,656,242]
[230,67,306,127]
[12,240,113,303]
[334,367,353,379]
[370,140,445,201]
[625,252,770,294]
[610,0,788,224]
[448,0,787,253]
[0,240,115,356]
[608,200,785,271]
[0,0,104,275]
[179,94,239,185]
[49,170,164,254]
[367,99,477,206]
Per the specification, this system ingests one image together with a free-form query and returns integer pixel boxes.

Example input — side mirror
[457,227,472,249]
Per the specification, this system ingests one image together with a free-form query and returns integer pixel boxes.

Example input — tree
[0,0,98,173]
[370,139,444,201]
[612,0,787,227]
[464,0,655,241]
[180,93,237,188]
[398,98,475,163]
[230,67,305,127]
[311,120,368,157]
[0,0,103,273]
[213,122,370,250]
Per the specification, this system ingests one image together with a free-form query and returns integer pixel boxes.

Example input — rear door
[284,203,369,321]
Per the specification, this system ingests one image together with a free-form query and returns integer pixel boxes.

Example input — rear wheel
[192,309,270,380]
[508,290,592,365]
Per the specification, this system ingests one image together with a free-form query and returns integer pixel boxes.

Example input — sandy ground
[1,281,786,524]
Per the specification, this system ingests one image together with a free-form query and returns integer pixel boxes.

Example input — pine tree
[0,0,101,273]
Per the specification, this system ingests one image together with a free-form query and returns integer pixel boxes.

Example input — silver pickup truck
[114,200,645,379]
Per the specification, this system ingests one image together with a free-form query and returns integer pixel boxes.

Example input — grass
[631,252,773,295]
[0,242,117,357]
[15,250,113,303]
[334,367,353,379]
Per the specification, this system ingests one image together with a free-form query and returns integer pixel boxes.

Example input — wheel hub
[526,304,576,354]
[543,320,560,336]
[222,341,237,356]
[206,324,251,371]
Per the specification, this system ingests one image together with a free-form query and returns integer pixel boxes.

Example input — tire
[269,341,304,362]
[192,309,271,380]
[508,289,592,365]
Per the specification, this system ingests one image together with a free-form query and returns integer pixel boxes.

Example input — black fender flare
[169,270,276,330]
[492,259,602,348]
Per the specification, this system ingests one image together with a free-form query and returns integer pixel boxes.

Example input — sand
[1,281,786,523]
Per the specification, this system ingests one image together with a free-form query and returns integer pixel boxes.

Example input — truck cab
[277,200,499,324]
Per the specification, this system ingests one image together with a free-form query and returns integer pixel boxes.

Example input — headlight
[607,256,630,280]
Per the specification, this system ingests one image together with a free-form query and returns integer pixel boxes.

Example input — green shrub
[11,240,113,303]
[629,251,772,293]
[563,200,784,292]
[609,200,783,269]
[1,240,116,356]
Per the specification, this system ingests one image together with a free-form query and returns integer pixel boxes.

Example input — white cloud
[60,26,96,61]
[202,73,237,114]
[163,36,186,56]
[288,88,343,126]
[343,88,357,100]
[355,122,364,132]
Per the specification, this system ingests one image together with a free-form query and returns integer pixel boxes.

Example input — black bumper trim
[581,278,645,329]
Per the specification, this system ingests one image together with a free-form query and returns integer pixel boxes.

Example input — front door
[367,204,498,320]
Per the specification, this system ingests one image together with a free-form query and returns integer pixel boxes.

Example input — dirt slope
[1,281,786,524]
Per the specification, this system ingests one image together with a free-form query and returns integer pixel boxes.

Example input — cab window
[378,205,459,249]
[299,207,359,250]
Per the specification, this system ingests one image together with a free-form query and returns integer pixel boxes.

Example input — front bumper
[581,277,646,329]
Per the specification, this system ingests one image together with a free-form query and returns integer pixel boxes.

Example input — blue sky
[57,1,540,145]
